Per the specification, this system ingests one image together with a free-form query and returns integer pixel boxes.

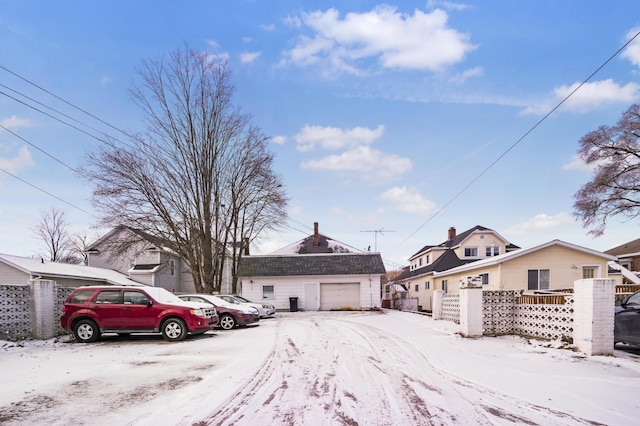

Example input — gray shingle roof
[238,253,386,277]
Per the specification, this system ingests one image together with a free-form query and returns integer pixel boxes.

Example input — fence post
[573,278,614,356]
[30,279,57,339]
[459,286,483,337]
[432,290,444,320]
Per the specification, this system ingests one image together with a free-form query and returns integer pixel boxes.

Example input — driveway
[2,310,640,425]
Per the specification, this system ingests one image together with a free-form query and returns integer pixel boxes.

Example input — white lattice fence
[483,290,522,335]
[0,285,32,340]
[514,296,574,341]
[442,294,460,324]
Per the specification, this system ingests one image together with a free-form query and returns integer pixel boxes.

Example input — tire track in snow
[206,313,488,425]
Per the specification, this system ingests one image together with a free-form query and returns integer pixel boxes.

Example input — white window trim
[581,265,601,279]
[262,284,275,300]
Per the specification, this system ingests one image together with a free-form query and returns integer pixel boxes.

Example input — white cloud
[259,24,276,32]
[240,51,261,64]
[522,79,640,115]
[282,6,475,75]
[0,115,34,130]
[0,146,34,175]
[448,66,483,84]
[505,213,574,236]
[427,0,470,11]
[561,154,598,172]
[622,27,640,67]
[271,135,287,145]
[379,186,437,216]
[295,124,384,152]
[301,145,412,181]
[206,40,220,49]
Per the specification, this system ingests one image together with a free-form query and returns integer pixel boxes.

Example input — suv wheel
[74,319,100,343]
[161,318,187,341]
[219,314,236,330]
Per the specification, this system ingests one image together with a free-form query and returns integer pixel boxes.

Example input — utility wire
[0,90,132,152]
[0,64,132,139]
[0,167,93,216]
[0,124,79,173]
[394,29,640,253]
[0,82,133,150]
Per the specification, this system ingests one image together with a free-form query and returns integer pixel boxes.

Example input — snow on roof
[0,253,144,286]
[270,237,365,255]
[432,240,616,277]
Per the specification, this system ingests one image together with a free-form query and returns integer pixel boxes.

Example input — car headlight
[190,309,207,317]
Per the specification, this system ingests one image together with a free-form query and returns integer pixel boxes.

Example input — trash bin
[289,297,298,312]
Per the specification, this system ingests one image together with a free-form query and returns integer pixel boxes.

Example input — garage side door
[319,283,360,310]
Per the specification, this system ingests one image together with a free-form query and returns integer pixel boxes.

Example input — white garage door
[319,283,360,310]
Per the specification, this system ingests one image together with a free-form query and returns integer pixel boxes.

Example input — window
[441,279,448,293]
[415,284,419,292]
[68,289,95,304]
[479,273,489,285]
[426,255,430,263]
[582,266,597,279]
[95,290,121,304]
[170,259,175,276]
[263,285,275,299]
[464,247,478,257]
[123,290,151,305]
[425,281,430,290]
[485,246,500,257]
[419,258,423,266]
[527,269,550,290]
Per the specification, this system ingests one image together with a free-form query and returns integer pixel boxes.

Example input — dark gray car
[615,290,640,346]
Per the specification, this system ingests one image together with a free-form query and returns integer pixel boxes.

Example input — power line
[0,64,132,140]
[0,167,93,216]
[394,29,640,253]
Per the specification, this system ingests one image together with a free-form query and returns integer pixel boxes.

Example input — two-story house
[86,225,233,294]
[392,225,519,311]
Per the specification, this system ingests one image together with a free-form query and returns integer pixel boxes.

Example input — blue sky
[1,1,640,269]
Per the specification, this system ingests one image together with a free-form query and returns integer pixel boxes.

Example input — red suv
[61,286,217,342]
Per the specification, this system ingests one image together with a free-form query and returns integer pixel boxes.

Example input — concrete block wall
[573,278,615,356]
[459,287,483,337]
[30,280,57,339]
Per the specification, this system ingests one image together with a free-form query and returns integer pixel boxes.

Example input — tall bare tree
[33,207,75,262]
[574,103,640,236]
[81,46,288,293]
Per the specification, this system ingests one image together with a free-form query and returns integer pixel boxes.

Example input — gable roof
[409,225,518,260]
[393,250,476,282]
[270,233,364,255]
[432,240,616,277]
[605,238,640,258]
[0,253,144,286]
[238,253,385,277]
[87,225,172,253]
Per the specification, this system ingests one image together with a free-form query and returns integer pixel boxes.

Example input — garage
[319,283,360,310]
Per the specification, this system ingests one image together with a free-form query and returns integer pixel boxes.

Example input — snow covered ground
[2,310,640,425]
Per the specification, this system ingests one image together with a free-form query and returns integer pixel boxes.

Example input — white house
[237,223,386,311]
[0,253,141,287]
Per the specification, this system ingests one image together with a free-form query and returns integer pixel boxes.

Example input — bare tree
[69,234,93,265]
[574,103,640,236]
[33,207,76,262]
[81,46,288,293]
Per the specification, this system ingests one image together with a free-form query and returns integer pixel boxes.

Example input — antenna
[360,227,395,252]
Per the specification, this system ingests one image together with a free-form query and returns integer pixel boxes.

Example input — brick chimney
[448,227,456,240]
[314,222,319,247]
